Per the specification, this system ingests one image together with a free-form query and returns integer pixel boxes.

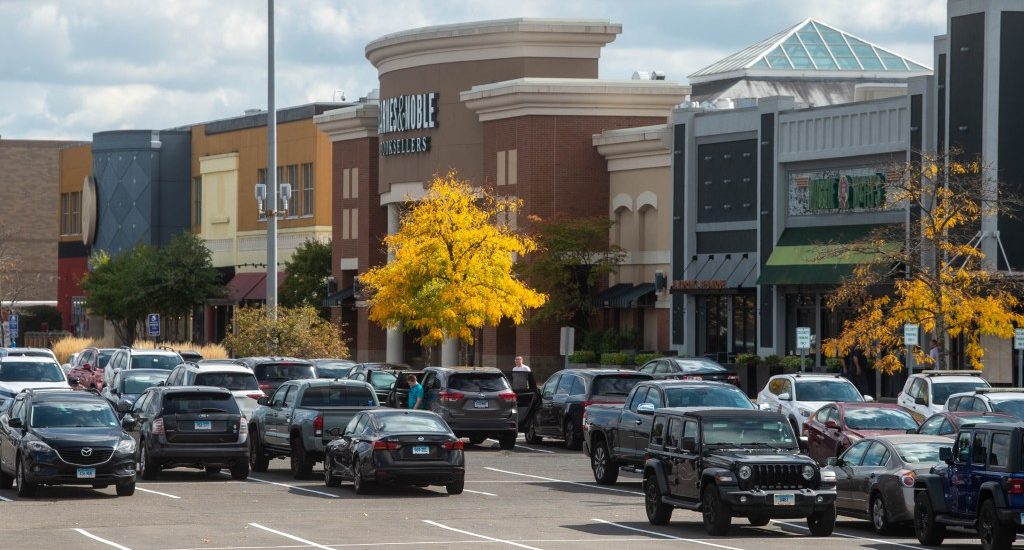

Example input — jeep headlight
[25,440,54,453]
[115,437,136,454]
[737,465,752,480]
[802,464,816,480]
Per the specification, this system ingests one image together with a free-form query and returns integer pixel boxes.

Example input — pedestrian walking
[406,374,424,410]
[513,356,531,372]
[929,339,940,369]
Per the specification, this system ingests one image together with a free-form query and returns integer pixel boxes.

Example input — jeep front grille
[749,464,812,490]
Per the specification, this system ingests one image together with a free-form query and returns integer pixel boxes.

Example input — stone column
[385,203,403,364]
[441,337,459,367]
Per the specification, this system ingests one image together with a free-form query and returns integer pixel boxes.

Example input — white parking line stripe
[0,494,12,501]
[514,444,555,454]
[248,523,334,550]
[591,519,745,550]
[247,477,340,498]
[74,528,133,550]
[423,520,544,550]
[769,520,922,549]
[462,489,497,496]
[165,538,676,550]
[484,467,643,496]
[136,487,181,499]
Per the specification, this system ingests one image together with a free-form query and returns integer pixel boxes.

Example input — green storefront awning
[757,224,897,285]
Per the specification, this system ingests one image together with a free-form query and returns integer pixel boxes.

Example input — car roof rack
[19,387,76,394]
[792,373,842,378]
[920,370,982,377]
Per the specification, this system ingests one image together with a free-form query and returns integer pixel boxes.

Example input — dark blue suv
[913,421,1024,550]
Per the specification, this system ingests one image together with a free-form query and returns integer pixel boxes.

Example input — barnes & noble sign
[379,92,438,156]
[788,168,897,216]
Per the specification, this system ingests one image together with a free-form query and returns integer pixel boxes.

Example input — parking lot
[0,435,988,550]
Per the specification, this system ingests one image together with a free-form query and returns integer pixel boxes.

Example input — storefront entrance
[695,292,755,363]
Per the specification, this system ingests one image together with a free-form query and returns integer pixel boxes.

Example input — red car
[67,347,119,391]
[804,402,919,465]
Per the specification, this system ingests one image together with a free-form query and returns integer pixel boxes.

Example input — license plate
[194,420,212,430]
[773,494,795,506]
[412,445,430,455]
[77,468,96,479]
[474,400,488,409]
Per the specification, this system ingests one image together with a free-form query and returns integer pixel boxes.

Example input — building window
[286,164,299,217]
[496,149,518,186]
[257,168,267,220]
[301,163,314,216]
[60,192,81,236]
[192,176,202,226]
[350,208,358,239]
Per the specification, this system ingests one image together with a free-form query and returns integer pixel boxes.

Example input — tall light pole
[266,0,278,319]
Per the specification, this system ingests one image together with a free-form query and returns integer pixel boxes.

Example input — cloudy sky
[0,0,947,141]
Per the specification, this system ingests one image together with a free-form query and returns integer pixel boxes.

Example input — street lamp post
[266,0,278,319]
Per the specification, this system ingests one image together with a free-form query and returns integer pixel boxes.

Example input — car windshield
[301,386,377,407]
[592,375,648,397]
[702,417,797,447]
[315,365,353,379]
[0,361,65,382]
[991,399,1024,420]
[844,408,918,430]
[98,350,115,368]
[665,387,755,409]
[122,373,169,395]
[794,380,863,402]
[896,442,948,464]
[130,355,181,370]
[195,372,259,391]
[377,414,450,434]
[671,359,727,373]
[368,371,398,391]
[255,363,316,382]
[933,380,989,403]
[163,392,240,414]
[449,373,509,392]
[30,401,118,428]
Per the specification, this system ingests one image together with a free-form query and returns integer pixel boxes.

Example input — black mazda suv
[0,388,136,498]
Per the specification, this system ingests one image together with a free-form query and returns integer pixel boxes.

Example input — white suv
[757,373,870,437]
[165,361,262,418]
[896,370,989,421]
[944,388,1024,420]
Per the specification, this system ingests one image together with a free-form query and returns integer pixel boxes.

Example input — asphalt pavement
[0,436,990,550]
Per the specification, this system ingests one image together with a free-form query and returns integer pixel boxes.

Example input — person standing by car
[929,339,940,370]
[407,374,424,410]
[513,356,531,372]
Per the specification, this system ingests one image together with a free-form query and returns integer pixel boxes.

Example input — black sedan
[323,409,465,495]
[637,357,741,386]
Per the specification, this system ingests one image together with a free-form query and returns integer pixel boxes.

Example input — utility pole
[266,0,278,320]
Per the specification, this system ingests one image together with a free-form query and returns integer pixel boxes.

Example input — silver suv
[421,366,518,450]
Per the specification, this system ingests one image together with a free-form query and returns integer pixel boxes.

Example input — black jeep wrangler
[642,408,837,536]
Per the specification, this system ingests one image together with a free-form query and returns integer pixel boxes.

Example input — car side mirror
[915,396,928,406]
[68,376,80,386]
[82,363,92,371]
[681,437,696,452]
[825,419,839,429]
[825,457,839,467]
[778,392,792,401]
[258,396,270,406]
[121,415,136,430]
[939,446,953,463]
[863,395,874,402]
[115,401,131,413]
[8,417,22,429]
[637,403,656,415]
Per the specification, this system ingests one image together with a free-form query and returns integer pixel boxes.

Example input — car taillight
[313,414,324,437]
[239,420,248,436]
[439,391,464,402]
[443,440,464,450]
[258,383,272,392]
[681,375,704,381]
[246,393,264,400]
[1008,478,1024,494]
[152,418,165,435]
[498,392,516,402]
[372,440,399,451]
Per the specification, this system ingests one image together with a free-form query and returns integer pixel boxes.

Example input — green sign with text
[806,172,887,212]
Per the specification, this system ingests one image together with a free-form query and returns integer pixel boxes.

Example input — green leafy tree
[81,246,161,345]
[154,232,226,339]
[223,305,348,358]
[279,238,332,319]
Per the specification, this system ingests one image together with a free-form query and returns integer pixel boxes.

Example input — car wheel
[352,459,372,495]
[205,467,222,476]
[468,435,486,445]
[871,493,892,535]
[701,484,731,535]
[979,499,1014,550]
[807,505,836,536]
[0,465,13,490]
[138,442,159,481]
[563,419,583,451]
[229,460,249,480]
[16,456,37,498]
[914,491,946,546]
[643,475,673,525]
[591,440,619,485]
[445,479,464,495]
[748,513,770,526]
[249,428,269,473]
[290,436,313,479]
[115,480,135,497]
[498,432,516,451]
[324,454,340,487]
[525,421,542,444]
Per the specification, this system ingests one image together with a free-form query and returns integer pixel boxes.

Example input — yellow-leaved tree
[824,150,1024,372]
[359,172,547,348]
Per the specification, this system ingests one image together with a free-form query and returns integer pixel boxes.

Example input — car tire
[563,419,583,451]
[324,454,340,487]
[16,456,37,498]
[352,459,372,495]
[468,435,486,445]
[643,475,673,525]
[290,436,313,479]
[205,467,222,476]
[137,442,159,481]
[249,428,269,473]
[0,466,13,490]
[230,460,249,481]
[525,421,542,444]
[979,499,1014,550]
[446,479,464,495]
[748,513,770,526]
[591,439,619,485]
[701,484,731,535]
[870,493,892,535]
[498,432,516,451]
[115,480,135,497]
[914,491,946,546]
[807,505,836,537]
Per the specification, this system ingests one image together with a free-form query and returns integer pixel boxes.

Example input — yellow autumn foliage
[359,172,547,346]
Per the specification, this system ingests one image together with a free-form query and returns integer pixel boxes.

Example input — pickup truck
[582,380,756,484]
[248,379,379,479]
